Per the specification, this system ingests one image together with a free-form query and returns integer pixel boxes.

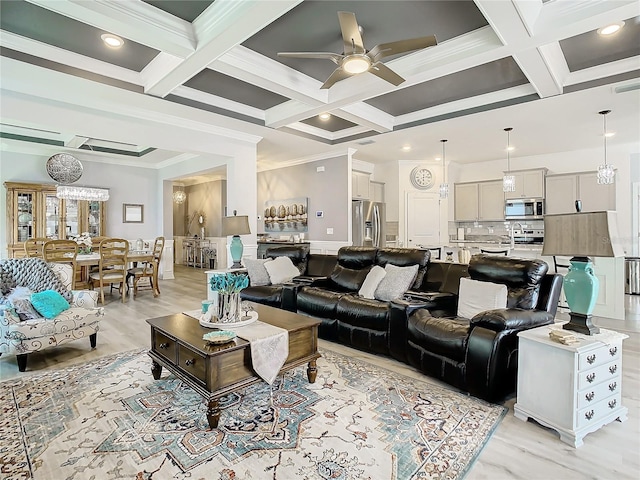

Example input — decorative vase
[217,292,241,323]
[564,257,598,316]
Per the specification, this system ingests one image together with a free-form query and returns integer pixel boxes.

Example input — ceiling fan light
[343,56,370,74]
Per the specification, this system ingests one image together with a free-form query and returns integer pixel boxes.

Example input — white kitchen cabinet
[545,172,615,214]
[371,181,385,203]
[352,171,370,200]
[504,169,546,199]
[455,180,504,221]
[454,183,479,221]
[515,326,627,447]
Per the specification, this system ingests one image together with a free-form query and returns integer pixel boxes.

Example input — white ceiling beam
[144,0,302,97]
[565,56,640,87]
[474,0,562,98]
[171,85,265,120]
[25,0,195,57]
[287,122,371,141]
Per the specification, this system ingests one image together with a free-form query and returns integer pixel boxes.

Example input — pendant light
[597,110,615,185]
[439,139,449,199]
[173,184,187,204]
[503,127,515,193]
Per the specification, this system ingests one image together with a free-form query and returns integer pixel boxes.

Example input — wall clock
[410,166,434,190]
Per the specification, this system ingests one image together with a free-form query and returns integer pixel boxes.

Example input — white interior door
[406,192,440,248]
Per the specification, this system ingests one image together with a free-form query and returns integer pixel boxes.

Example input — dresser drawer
[153,330,176,362]
[577,376,621,410]
[577,392,622,429]
[178,344,207,384]
[578,341,622,370]
[578,359,621,390]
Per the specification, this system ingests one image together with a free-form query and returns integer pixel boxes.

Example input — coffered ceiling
[0,0,638,171]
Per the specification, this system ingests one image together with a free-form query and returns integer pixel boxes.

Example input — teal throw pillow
[30,290,70,319]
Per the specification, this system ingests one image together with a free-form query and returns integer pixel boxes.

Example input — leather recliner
[296,246,430,354]
[397,254,563,402]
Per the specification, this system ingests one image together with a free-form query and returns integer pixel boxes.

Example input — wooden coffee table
[146,303,320,429]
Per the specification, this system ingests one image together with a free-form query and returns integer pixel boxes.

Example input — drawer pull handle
[585,410,594,420]
[608,399,617,409]
[585,392,595,402]
[609,365,617,374]
[609,382,617,392]
[586,373,596,383]
[159,343,169,349]
[185,359,195,367]
[609,346,618,356]
[587,354,596,364]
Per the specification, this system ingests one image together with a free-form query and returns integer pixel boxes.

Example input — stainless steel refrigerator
[352,200,386,247]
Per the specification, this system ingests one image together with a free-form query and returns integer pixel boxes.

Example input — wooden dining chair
[24,237,50,258]
[42,239,79,289]
[89,238,129,304]
[127,236,165,298]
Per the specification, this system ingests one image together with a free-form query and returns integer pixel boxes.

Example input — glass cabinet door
[87,201,103,237]
[16,191,35,242]
[65,199,80,238]
[44,193,61,239]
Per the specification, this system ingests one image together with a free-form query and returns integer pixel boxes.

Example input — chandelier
[173,189,187,204]
[56,185,110,201]
[597,110,615,185]
[502,127,515,193]
[439,139,449,199]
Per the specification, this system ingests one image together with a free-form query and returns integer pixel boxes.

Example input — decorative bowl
[202,330,236,344]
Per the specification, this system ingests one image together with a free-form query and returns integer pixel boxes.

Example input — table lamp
[222,211,251,269]
[542,211,623,335]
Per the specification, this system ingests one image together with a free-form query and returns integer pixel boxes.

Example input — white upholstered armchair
[0,258,104,372]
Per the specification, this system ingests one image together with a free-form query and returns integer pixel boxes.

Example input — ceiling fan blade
[320,67,353,89]
[369,35,437,62]
[338,11,365,55]
[278,52,343,65]
[369,62,405,86]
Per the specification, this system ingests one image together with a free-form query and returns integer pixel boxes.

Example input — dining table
[76,250,156,294]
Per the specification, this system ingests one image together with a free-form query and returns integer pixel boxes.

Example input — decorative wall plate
[46,153,83,184]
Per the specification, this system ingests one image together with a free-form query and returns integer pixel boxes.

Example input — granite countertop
[257,240,310,244]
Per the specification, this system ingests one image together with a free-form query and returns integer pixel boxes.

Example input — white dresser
[514,325,627,447]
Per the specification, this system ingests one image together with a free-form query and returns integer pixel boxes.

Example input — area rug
[1,348,506,480]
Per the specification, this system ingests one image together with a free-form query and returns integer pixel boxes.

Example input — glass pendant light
[597,110,615,185]
[439,139,449,199]
[503,127,515,192]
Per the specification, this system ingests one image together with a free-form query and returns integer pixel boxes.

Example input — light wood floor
[1,265,637,479]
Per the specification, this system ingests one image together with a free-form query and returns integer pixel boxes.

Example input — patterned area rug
[1,348,506,479]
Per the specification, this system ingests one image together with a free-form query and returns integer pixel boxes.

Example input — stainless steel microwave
[505,198,544,220]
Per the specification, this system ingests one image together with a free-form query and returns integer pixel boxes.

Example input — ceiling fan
[277,11,437,89]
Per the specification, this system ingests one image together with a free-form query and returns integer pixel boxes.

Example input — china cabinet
[5,182,107,258]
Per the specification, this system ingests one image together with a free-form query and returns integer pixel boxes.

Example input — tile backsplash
[449,220,544,242]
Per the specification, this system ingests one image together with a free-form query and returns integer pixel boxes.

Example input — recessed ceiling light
[604,132,615,138]
[435,156,441,161]
[319,113,331,120]
[506,146,515,151]
[101,33,124,48]
[402,145,411,152]
[597,21,624,36]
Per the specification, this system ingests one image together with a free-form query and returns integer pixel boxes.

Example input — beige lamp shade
[542,211,623,257]
[222,215,251,236]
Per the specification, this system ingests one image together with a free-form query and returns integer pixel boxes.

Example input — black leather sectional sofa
[240,245,562,402]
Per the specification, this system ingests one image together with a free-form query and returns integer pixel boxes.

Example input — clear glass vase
[217,292,241,323]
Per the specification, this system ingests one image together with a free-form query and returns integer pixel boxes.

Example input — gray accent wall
[257,155,349,242]
[173,180,226,237]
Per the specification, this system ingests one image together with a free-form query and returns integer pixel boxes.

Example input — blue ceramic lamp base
[563,256,601,335]
[229,235,244,269]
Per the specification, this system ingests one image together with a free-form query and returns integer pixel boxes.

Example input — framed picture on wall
[264,197,308,233]
[123,204,144,223]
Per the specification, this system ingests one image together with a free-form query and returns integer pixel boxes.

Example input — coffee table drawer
[153,330,176,362]
[178,344,207,384]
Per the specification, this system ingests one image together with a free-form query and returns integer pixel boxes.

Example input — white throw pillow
[358,265,387,299]
[457,277,508,319]
[264,256,300,284]
[374,263,419,301]
[244,258,272,286]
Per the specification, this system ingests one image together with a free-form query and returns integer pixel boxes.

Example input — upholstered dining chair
[127,236,164,298]
[426,247,442,260]
[89,238,129,304]
[24,237,49,258]
[42,240,79,289]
